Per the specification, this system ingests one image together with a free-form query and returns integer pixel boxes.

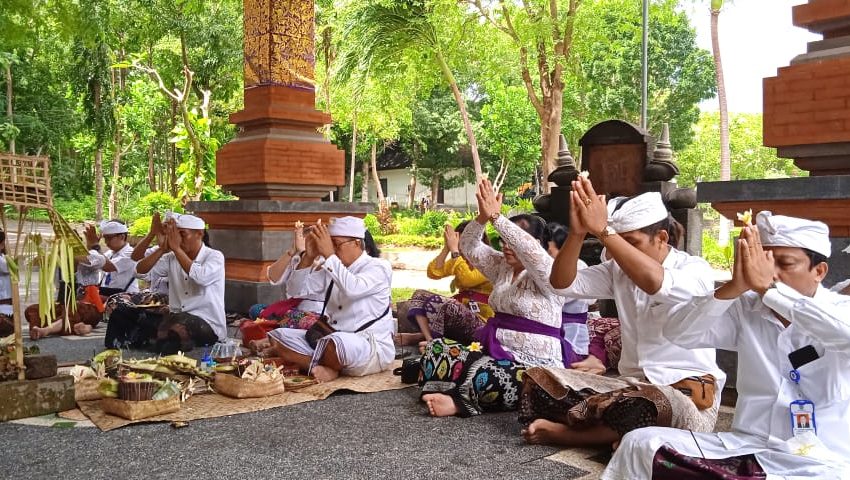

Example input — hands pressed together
[729,224,777,297]
[475,179,503,224]
[569,176,608,238]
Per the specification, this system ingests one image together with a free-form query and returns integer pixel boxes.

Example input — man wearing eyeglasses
[267,216,393,383]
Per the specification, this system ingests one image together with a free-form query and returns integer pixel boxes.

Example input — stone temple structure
[189,0,370,313]
[699,0,850,286]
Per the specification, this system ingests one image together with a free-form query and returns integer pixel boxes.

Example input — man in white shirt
[605,212,850,479]
[30,220,136,339]
[520,177,724,449]
[267,216,393,383]
[136,214,225,354]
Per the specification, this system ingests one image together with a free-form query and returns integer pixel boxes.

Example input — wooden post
[11,272,23,381]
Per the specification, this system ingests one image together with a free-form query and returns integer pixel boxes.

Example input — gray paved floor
[0,388,593,480]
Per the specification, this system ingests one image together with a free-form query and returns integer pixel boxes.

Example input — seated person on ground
[398,220,494,347]
[135,214,225,354]
[520,177,724,449]
[546,221,593,366]
[418,179,582,418]
[30,220,138,339]
[244,222,330,350]
[265,216,394,383]
[104,212,173,349]
[605,212,850,479]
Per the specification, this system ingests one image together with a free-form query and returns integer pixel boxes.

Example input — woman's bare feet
[393,332,425,347]
[422,393,459,417]
[521,419,572,445]
[311,365,339,383]
[418,341,428,354]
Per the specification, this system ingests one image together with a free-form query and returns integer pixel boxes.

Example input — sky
[682,0,819,113]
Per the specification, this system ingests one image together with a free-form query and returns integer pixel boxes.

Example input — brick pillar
[189,0,371,313]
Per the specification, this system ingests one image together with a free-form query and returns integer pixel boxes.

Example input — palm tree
[710,0,732,245]
[335,0,483,181]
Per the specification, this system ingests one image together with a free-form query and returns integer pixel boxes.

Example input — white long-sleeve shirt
[79,244,139,293]
[267,255,328,314]
[287,252,394,365]
[556,247,724,385]
[658,283,850,475]
[144,245,226,341]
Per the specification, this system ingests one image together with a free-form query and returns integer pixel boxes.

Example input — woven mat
[76,361,410,431]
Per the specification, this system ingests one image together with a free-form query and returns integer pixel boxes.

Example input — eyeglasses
[332,239,360,249]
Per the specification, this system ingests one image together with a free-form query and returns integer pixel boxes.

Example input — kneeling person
[135,214,225,354]
[605,212,850,479]
[267,217,393,383]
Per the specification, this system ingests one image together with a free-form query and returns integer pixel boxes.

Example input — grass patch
[391,287,450,304]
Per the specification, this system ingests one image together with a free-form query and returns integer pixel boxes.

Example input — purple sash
[473,311,585,367]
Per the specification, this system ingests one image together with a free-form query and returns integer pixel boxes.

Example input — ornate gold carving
[244,0,316,89]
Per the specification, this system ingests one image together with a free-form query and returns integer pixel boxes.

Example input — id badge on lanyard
[467,300,480,314]
[789,369,817,436]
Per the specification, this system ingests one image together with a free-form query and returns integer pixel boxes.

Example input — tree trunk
[348,115,357,202]
[108,125,122,219]
[169,99,178,197]
[4,62,13,155]
[430,175,440,206]
[711,3,732,245]
[539,89,564,194]
[94,148,104,221]
[435,51,482,181]
[370,141,385,205]
[360,158,369,202]
[408,145,417,209]
[147,141,156,191]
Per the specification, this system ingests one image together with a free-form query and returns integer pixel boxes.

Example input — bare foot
[418,341,429,355]
[422,393,459,417]
[30,327,47,340]
[394,332,425,347]
[522,419,572,445]
[311,365,339,383]
[249,338,270,353]
[73,323,93,335]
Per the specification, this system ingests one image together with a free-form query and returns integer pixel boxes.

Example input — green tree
[677,112,803,188]
[335,0,484,180]
[567,0,716,151]
[466,0,584,193]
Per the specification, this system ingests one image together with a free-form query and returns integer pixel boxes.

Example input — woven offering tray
[100,396,181,421]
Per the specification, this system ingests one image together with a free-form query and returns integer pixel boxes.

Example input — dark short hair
[611,196,682,248]
[546,222,569,249]
[508,214,549,250]
[803,248,827,270]
[456,219,490,246]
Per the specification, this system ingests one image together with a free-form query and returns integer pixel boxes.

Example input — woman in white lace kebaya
[420,179,576,417]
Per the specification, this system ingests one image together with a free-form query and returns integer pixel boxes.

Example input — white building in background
[342,146,478,210]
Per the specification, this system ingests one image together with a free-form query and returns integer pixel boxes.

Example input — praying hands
[569,176,608,238]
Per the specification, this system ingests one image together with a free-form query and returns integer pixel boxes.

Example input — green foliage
[125,191,183,219]
[54,197,97,223]
[677,112,805,187]
[701,230,733,270]
[129,215,152,237]
[414,210,449,236]
[374,234,443,249]
[392,286,449,304]
[363,213,380,233]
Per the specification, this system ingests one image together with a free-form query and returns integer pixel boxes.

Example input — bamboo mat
[74,361,410,431]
